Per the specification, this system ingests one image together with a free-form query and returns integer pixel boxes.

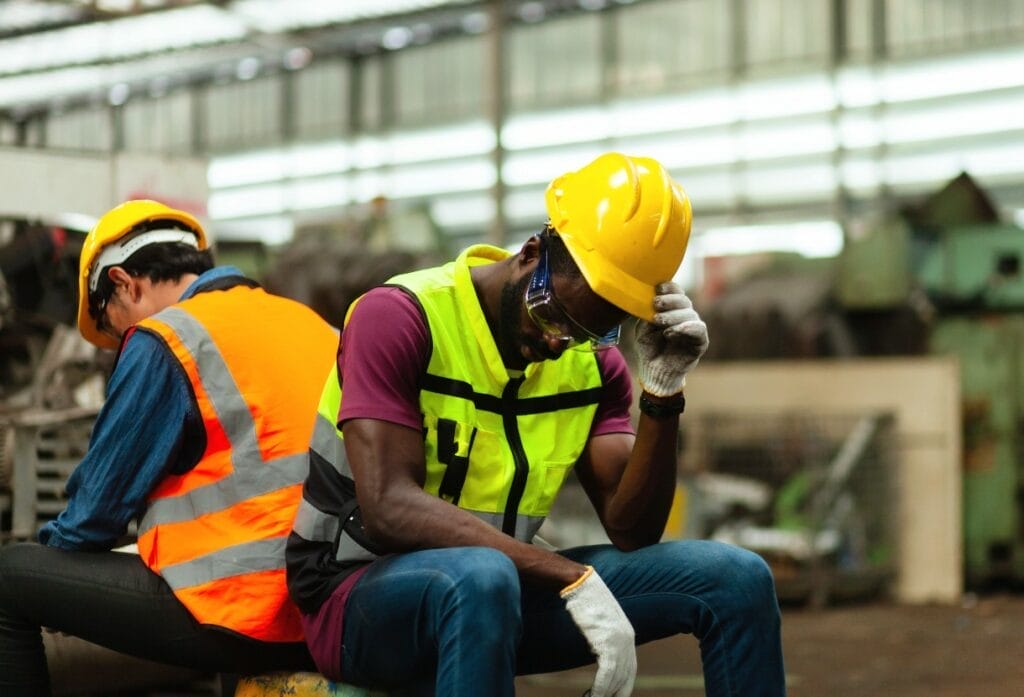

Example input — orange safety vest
[134,282,337,642]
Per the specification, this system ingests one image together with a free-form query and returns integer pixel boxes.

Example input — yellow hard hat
[77,199,206,349]
[544,152,692,322]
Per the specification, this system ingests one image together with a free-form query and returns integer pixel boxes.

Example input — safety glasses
[87,289,118,339]
[524,233,621,352]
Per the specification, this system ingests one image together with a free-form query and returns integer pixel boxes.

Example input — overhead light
[461,11,489,34]
[283,47,313,71]
[697,220,844,259]
[235,57,261,81]
[0,5,248,76]
[108,83,130,106]
[502,106,610,150]
[381,26,414,51]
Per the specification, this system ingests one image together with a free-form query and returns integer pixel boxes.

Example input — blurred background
[1,0,1023,694]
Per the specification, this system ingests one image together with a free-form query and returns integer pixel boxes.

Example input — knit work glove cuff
[560,566,637,697]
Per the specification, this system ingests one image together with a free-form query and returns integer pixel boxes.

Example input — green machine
[838,174,1024,586]
[921,223,1024,586]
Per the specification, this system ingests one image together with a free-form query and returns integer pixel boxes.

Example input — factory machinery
[699,172,1024,590]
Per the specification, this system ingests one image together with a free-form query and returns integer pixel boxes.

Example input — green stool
[234,672,387,697]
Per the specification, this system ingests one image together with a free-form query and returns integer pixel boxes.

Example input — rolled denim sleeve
[38,330,194,551]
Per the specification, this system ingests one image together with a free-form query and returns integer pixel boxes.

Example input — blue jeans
[339,541,785,696]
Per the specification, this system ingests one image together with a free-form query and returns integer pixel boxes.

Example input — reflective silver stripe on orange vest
[138,307,309,536]
[160,537,287,589]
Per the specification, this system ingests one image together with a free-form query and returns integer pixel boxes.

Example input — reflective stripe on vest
[293,246,605,568]
[135,284,337,642]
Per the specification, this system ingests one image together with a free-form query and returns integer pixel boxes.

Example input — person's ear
[519,235,542,266]
[106,267,141,302]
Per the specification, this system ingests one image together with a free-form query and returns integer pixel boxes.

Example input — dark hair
[91,241,214,311]
[542,225,582,280]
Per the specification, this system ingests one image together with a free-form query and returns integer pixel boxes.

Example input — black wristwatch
[639,392,685,418]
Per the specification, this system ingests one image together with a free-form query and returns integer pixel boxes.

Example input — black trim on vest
[437,420,478,505]
[501,376,528,535]
[421,373,602,414]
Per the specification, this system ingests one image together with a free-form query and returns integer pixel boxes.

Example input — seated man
[287,153,787,697]
[0,200,339,696]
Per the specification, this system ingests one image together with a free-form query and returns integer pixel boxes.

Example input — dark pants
[0,543,315,697]
[339,541,786,697]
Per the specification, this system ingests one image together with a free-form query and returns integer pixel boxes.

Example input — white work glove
[636,282,709,397]
[561,566,636,697]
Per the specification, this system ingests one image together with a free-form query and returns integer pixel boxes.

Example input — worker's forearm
[363,484,586,588]
[603,408,681,549]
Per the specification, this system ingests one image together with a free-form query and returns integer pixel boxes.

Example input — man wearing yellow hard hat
[0,200,339,694]
[287,153,786,696]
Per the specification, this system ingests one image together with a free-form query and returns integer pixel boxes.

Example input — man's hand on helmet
[635,282,709,397]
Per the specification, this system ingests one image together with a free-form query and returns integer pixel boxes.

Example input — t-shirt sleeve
[591,348,635,437]
[336,286,428,430]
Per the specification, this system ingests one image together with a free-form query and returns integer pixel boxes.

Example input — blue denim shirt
[39,266,246,550]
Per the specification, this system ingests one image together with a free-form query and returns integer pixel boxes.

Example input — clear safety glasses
[524,233,621,352]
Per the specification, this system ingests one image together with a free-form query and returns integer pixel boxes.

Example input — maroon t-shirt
[301,285,636,680]
[337,286,635,435]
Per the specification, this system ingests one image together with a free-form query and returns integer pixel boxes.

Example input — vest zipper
[500,376,528,536]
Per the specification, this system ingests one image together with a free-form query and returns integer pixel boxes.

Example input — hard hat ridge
[544,152,692,322]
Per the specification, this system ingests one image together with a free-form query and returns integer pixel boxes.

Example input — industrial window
[393,35,484,127]
[887,0,1024,57]
[507,13,603,112]
[615,0,731,94]
[122,91,194,154]
[745,0,832,72]
[204,75,283,152]
[45,107,112,153]
[357,56,386,133]
[293,60,350,139]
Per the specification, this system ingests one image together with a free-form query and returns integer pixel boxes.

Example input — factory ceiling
[0,0,611,115]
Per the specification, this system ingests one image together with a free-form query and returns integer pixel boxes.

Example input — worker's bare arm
[342,417,587,588]
[575,413,679,551]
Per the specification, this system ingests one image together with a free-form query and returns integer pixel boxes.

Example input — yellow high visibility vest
[293,246,606,572]
[136,281,338,642]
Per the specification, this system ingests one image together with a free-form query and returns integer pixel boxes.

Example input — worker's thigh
[516,540,780,675]
[0,543,313,675]
[340,546,521,692]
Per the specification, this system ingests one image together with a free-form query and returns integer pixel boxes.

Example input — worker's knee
[699,542,779,619]
[656,540,779,615]
[437,547,520,601]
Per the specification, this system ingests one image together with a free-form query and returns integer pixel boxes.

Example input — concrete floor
[48,592,1024,696]
[516,593,1024,697]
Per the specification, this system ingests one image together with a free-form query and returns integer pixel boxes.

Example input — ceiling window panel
[204,75,283,152]
[293,61,350,139]
[45,107,112,153]
[394,35,484,127]
[746,0,832,71]
[614,0,730,95]
[123,91,194,154]
[507,13,603,111]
